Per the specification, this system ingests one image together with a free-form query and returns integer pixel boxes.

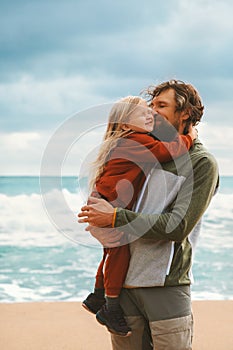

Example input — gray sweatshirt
[114,139,219,287]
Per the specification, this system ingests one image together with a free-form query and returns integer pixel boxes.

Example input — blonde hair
[89,96,145,191]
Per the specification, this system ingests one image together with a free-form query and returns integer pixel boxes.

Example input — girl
[82,96,196,337]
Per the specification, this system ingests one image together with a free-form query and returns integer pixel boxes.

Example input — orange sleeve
[155,134,193,162]
[111,133,193,163]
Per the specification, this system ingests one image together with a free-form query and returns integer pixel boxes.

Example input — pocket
[150,314,193,350]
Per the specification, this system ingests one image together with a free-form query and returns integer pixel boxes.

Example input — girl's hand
[78,196,114,227]
[188,125,198,141]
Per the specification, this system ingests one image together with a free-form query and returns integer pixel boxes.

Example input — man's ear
[181,108,191,121]
[181,110,190,121]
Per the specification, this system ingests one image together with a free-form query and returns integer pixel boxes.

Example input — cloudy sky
[0,0,233,175]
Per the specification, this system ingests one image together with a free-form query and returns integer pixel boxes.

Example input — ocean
[0,176,232,302]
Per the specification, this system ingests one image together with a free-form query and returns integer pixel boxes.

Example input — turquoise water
[0,176,232,302]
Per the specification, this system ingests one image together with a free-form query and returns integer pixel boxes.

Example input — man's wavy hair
[144,80,204,133]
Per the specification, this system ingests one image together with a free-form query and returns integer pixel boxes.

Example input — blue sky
[0,0,233,175]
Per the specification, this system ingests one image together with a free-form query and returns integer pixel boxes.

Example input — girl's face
[126,100,154,133]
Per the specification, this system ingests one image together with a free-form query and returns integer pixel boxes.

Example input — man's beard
[150,114,179,141]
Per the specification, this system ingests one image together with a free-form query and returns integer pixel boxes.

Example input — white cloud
[197,123,233,175]
[0,75,109,116]
[0,131,48,175]
[0,121,232,175]
[197,123,233,150]
[0,131,40,150]
[215,157,233,176]
[0,0,233,177]
[1,0,233,132]
[0,73,156,131]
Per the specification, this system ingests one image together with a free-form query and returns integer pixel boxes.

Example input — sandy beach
[0,301,232,350]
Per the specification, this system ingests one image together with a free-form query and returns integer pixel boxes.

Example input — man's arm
[85,226,123,248]
[78,197,124,247]
[114,155,219,242]
[78,155,219,243]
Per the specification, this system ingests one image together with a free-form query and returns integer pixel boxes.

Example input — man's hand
[85,225,123,248]
[78,196,115,227]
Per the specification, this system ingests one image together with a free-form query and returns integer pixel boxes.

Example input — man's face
[151,88,187,133]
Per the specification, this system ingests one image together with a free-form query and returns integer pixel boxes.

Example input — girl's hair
[89,96,145,191]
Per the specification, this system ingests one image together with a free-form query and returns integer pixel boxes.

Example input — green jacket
[114,139,219,287]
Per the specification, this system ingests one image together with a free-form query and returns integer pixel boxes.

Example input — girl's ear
[121,123,131,131]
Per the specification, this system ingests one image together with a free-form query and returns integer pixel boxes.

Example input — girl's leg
[82,249,106,314]
[104,245,130,296]
[95,248,107,290]
[95,245,132,337]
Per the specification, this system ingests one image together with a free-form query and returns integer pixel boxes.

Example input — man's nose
[150,99,156,110]
[151,106,158,115]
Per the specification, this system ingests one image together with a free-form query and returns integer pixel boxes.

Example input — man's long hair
[144,79,204,134]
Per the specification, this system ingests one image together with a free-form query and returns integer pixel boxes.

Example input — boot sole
[82,302,97,315]
[96,314,132,337]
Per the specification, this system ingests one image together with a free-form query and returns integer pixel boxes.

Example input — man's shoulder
[159,138,219,181]
[190,139,219,190]
[191,139,218,169]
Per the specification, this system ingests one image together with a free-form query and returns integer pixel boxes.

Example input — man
[78,80,219,349]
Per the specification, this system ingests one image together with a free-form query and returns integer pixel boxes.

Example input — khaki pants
[111,286,193,350]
